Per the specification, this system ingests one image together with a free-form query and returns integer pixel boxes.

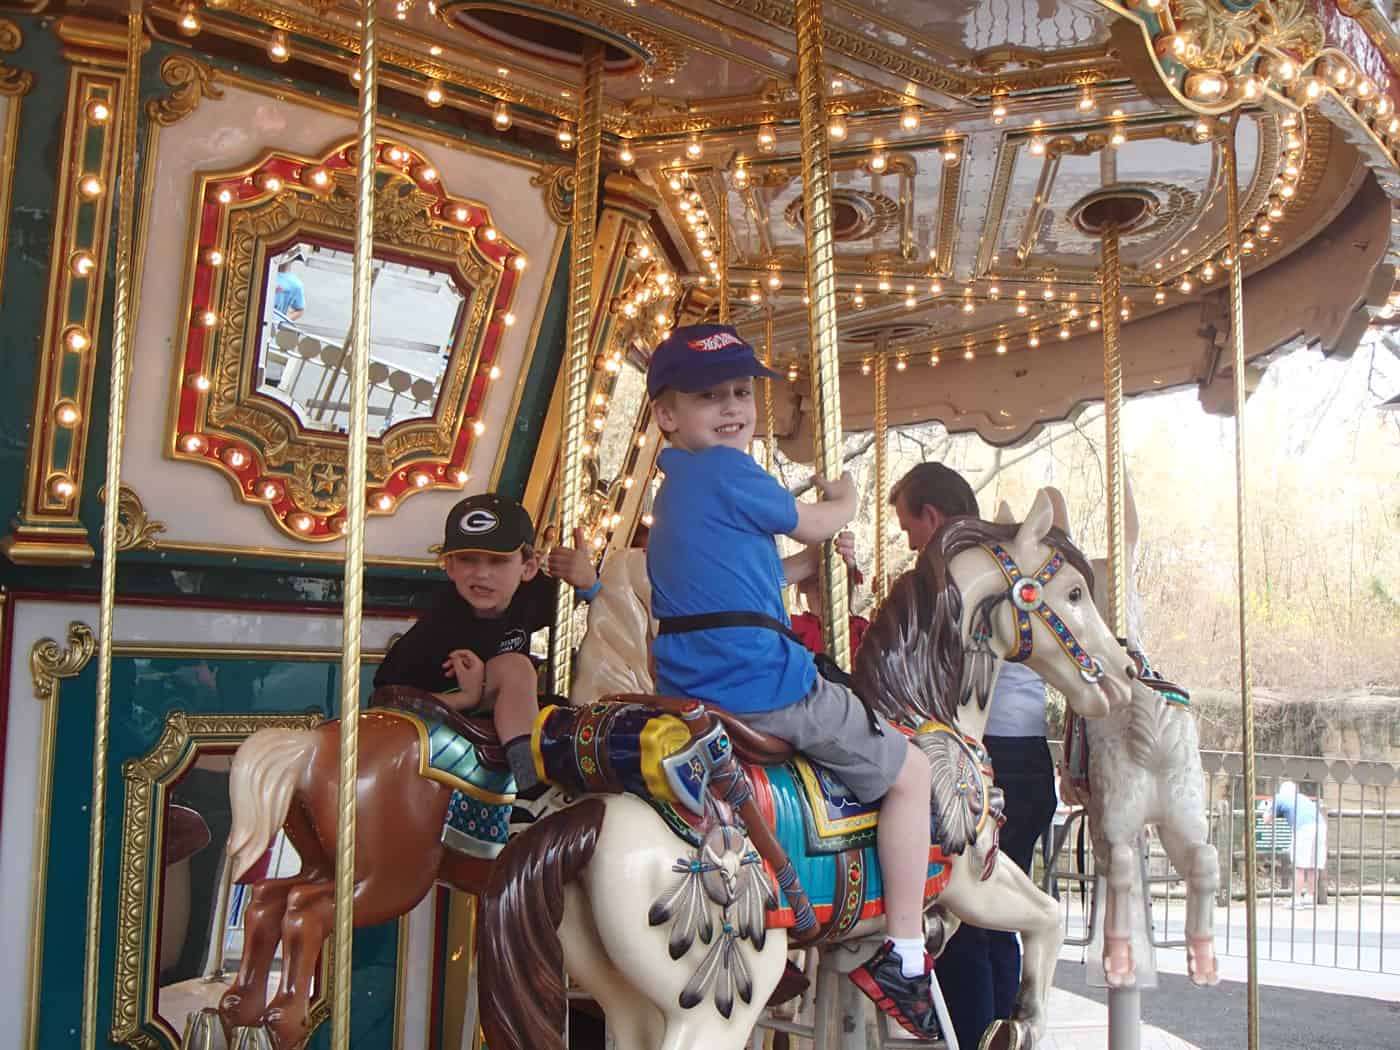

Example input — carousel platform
[1038,986,1198,1050]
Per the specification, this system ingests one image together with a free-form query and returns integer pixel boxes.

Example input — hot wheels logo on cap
[688,331,745,352]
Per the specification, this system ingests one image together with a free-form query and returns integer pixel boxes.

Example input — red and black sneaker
[849,940,942,1041]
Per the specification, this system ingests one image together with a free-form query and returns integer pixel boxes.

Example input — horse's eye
[1068,586,1083,603]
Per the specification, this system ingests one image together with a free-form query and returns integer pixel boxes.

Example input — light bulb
[827,113,847,140]
[425,80,445,107]
[268,31,290,63]
[178,2,201,35]
[900,105,920,132]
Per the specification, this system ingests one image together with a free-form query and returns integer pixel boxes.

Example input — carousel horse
[478,491,1136,1050]
[1029,487,1220,989]
[217,686,514,1050]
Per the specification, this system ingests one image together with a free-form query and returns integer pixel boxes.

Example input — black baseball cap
[441,493,535,555]
[646,323,782,399]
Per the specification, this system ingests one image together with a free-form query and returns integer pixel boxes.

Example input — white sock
[890,937,926,978]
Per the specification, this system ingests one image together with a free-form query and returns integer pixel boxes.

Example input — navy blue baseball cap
[646,323,782,399]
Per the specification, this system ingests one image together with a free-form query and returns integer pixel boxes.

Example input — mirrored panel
[112,712,327,1049]
[256,242,467,438]
[172,139,526,541]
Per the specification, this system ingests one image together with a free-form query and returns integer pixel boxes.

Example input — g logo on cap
[460,508,499,535]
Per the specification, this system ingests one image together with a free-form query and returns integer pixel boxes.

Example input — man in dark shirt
[375,493,598,791]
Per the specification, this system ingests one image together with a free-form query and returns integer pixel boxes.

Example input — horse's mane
[853,516,1093,728]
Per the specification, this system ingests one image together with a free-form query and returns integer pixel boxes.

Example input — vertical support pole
[718,175,731,325]
[762,305,776,474]
[331,1,378,1045]
[550,43,604,694]
[81,3,140,1047]
[872,351,888,605]
[793,0,850,668]
[1100,222,1127,640]
[1222,121,1260,1050]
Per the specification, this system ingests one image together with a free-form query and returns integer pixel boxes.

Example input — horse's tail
[478,798,606,1050]
[226,727,319,881]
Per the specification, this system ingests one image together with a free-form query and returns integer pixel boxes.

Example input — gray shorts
[743,674,909,804]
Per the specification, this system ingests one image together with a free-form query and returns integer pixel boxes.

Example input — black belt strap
[658,610,805,646]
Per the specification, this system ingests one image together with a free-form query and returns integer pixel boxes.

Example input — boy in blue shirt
[645,324,940,1038]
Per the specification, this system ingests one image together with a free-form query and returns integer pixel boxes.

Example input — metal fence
[1043,746,1400,974]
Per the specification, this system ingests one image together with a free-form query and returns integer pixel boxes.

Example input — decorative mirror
[111,711,326,1049]
[171,139,526,540]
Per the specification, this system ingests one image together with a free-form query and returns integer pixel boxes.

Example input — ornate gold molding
[30,621,97,701]
[146,53,223,126]
[531,166,575,226]
[111,710,326,1050]
[0,18,34,96]
[98,484,168,551]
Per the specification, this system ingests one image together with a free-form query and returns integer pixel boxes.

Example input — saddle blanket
[533,701,955,932]
[372,707,516,860]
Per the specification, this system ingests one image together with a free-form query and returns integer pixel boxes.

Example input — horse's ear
[1016,489,1056,548]
[1041,486,1071,535]
[994,500,1016,524]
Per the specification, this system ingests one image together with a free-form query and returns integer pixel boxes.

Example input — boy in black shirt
[375,492,598,790]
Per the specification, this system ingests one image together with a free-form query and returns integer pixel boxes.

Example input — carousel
[0,1,1395,1049]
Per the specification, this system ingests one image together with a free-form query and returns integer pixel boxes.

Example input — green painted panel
[33,654,401,1050]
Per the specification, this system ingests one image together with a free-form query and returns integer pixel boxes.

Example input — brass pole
[718,176,730,324]
[872,351,888,605]
[550,42,604,694]
[81,3,140,1046]
[1100,223,1127,639]
[331,0,379,1044]
[1223,122,1260,1050]
[762,305,775,473]
[793,0,850,668]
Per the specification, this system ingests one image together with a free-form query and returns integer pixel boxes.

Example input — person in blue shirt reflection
[273,252,306,322]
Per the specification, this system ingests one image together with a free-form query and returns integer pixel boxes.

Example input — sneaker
[848,940,941,1041]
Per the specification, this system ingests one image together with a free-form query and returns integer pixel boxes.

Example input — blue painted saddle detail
[442,789,512,859]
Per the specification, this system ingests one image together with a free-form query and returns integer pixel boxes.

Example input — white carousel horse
[1017,486,1220,988]
[479,492,1135,1050]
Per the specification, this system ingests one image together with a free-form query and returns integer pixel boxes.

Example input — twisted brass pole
[331,1,379,1044]
[1223,124,1260,1050]
[873,351,888,605]
[762,305,775,473]
[793,0,850,668]
[718,177,730,324]
[551,42,604,694]
[1100,223,1127,640]
[81,3,140,1046]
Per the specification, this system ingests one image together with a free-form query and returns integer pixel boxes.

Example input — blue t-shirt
[1273,783,1319,827]
[274,272,305,315]
[648,445,817,714]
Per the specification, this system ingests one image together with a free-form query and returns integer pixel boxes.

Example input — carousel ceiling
[137,0,1400,446]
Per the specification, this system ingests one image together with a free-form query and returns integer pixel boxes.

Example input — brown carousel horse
[217,689,503,1050]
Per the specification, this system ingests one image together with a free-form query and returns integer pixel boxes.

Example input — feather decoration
[918,731,982,855]
[679,928,727,1010]
[650,858,715,958]
[733,851,775,949]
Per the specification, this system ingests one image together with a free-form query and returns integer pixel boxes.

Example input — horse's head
[950,489,1132,719]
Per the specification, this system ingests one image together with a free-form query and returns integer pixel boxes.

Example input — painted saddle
[532,695,1002,939]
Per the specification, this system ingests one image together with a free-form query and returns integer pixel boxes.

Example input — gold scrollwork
[111,711,326,1050]
[146,53,223,126]
[99,483,169,551]
[30,621,97,701]
[531,166,575,227]
[0,18,34,96]
[1161,0,1323,74]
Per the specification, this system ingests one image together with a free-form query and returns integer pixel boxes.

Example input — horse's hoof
[260,1005,309,1050]
[1103,967,1137,989]
[1187,940,1220,986]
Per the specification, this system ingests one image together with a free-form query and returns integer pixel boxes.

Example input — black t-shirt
[374,573,556,693]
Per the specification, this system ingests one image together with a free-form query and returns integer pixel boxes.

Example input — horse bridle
[979,542,1106,684]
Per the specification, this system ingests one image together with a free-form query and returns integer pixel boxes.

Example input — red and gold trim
[171,138,523,541]
[3,21,130,565]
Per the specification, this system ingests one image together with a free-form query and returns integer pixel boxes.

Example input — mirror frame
[110,710,325,1050]
[170,138,525,541]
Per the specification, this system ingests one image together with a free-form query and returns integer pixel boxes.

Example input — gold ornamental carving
[0,18,34,96]
[174,140,517,540]
[532,166,575,227]
[31,621,97,701]
[99,484,168,551]
[146,54,223,126]
[110,711,326,1050]
[1162,0,1323,74]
